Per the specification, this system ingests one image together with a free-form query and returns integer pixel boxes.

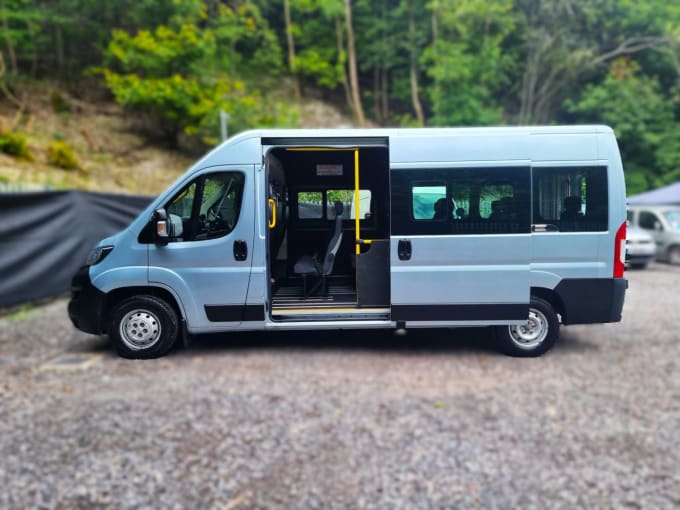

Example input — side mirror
[153,208,169,244]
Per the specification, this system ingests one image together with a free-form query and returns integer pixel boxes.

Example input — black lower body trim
[554,277,627,325]
[205,304,264,322]
[392,303,528,322]
[68,266,106,334]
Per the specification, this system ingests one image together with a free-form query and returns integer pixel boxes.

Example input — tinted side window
[392,167,530,235]
[532,166,608,232]
[638,211,658,230]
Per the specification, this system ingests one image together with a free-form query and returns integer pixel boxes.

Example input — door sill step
[271,307,390,322]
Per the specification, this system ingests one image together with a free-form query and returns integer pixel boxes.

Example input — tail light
[613,221,626,278]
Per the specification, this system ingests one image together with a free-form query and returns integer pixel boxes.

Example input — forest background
[1,0,679,194]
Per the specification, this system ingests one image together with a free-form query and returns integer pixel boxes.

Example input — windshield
[664,210,680,231]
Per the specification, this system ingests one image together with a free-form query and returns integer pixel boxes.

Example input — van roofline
[218,124,613,147]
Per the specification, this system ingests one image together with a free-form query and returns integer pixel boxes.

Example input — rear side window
[532,166,608,232]
[392,167,530,235]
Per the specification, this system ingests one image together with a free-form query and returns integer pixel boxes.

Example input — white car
[625,224,656,269]
[628,206,680,265]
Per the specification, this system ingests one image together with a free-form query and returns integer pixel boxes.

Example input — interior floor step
[272,283,357,309]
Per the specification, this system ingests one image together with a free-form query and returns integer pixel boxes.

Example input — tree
[101,4,294,149]
[422,0,517,126]
[568,58,680,194]
[515,0,672,124]
[344,0,365,125]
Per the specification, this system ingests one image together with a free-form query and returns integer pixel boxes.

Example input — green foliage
[46,139,78,169]
[99,5,294,149]
[0,129,33,160]
[424,0,517,126]
[50,91,70,113]
[1,0,680,192]
[567,59,680,194]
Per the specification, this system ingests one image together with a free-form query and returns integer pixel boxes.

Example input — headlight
[85,246,114,266]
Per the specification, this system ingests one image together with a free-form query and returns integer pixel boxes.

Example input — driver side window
[166,172,245,242]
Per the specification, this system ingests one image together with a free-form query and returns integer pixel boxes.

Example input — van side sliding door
[390,165,531,325]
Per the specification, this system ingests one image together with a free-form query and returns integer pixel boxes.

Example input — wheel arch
[530,286,565,323]
[104,286,185,333]
[666,243,680,263]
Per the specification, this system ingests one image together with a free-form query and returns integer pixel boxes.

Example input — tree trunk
[283,0,301,99]
[1,0,17,75]
[373,66,381,122]
[344,0,366,126]
[408,5,425,126]
[381,67,389,122]
[430,0,441,123]
[55,24,64,79]
[335,17,353,114]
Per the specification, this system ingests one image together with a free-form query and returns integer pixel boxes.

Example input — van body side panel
[390,154,532,325]
[148,165,256,332]
[390,236,530,323]
[529,129,626,323]
[243,163,267,324]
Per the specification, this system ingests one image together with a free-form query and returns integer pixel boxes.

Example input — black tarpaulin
[0,191,152,308]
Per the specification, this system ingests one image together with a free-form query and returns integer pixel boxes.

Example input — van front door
[148,166,256,330]
[390,165,531,325]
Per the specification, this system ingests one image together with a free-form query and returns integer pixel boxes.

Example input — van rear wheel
[496,296,559,357]
[110,295,179,359]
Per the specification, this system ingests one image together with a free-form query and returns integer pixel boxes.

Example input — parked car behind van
[627,206,680,265]
[625,224,656,269]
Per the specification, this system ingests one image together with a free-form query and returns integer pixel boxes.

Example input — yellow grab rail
[268,198,277,228]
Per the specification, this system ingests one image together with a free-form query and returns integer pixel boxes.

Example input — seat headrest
[334,201,344,216]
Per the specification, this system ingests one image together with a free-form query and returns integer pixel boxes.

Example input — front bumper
[68,266,106,335]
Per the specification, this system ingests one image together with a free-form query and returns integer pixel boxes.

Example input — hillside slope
[0,87,354,195]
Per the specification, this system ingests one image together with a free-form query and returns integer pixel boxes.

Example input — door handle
[398,239,412,261]
[233,240,248,261]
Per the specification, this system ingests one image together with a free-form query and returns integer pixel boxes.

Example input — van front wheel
[110,295,179,359]
[496,297,559,357]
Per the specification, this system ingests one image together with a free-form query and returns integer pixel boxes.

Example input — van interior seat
[294,201,344,297]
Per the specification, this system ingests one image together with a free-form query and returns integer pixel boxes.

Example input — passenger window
[532,166,608,232]
[638,211,659,230]
[297,191,323,219]
[412,184,446,220]
[392,167,530,235]
[164,172,244,242]
[480,184,515,220]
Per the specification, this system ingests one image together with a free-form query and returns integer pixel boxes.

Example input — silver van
[627,205,680,265]
[69,126,628,358]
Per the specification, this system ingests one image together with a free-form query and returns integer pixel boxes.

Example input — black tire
[110,295,179,359]
[495,296,559,357]
[669,245,680,265]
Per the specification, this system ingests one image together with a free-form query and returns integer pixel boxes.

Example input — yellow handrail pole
[354,148,360,255]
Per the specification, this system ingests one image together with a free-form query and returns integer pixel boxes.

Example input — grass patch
[2,304,34,322]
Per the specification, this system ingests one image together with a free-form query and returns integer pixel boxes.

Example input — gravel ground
[0,264,678,509]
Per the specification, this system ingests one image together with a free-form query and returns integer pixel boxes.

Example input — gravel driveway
[1,264,678,509]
